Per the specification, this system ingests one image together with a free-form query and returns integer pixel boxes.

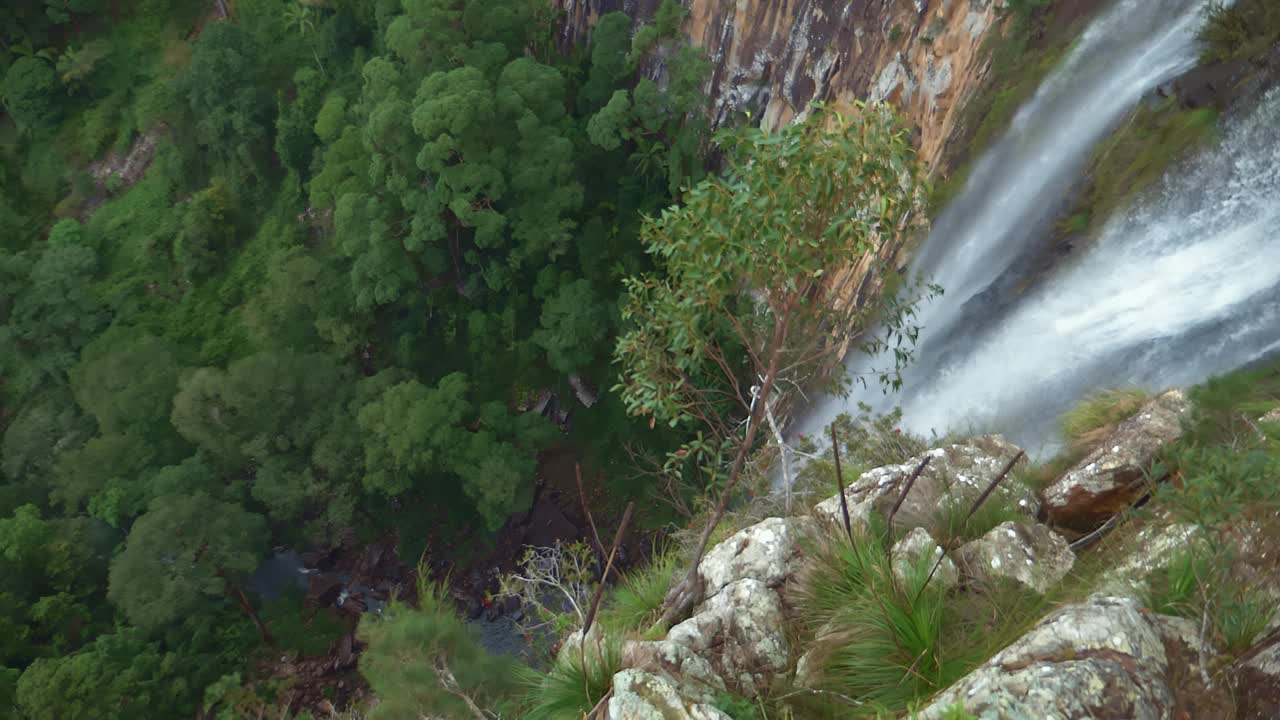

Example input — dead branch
[886,455,932,541]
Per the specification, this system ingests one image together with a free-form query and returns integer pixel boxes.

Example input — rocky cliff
[558,0,1009,173]
[590,391,1280,719]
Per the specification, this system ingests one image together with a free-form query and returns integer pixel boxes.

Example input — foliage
[357,575,526,720]
[791,521,962,711]
[616,105,929,429]
[598,546,678,636]
[1199,0,1280,64]
[1060,388,1153,450]
[0,0,720,711]
[495,540,598,647]
[519,634,621,720]
[107,493,268,632]
[2,56,62,132]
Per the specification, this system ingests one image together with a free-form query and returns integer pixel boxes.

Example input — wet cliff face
[558,0,1008,172]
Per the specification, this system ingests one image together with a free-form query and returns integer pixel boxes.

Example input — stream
[790,0,1280,458]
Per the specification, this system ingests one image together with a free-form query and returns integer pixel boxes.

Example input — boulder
[1043,390,1191,531]
[667,578,789,694]
[813,435,1035,538]
[605,669,733,720]
[891,527,958,590]
[1092,521,1199,598]
[1238,641,1280,720]
[916,596,1187,719]
[958,521,1075,594]
[698,516,814,599]
[621,639,725,703]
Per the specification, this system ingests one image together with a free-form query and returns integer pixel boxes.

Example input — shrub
[356,574,525,720]
[1199,0,1280,64]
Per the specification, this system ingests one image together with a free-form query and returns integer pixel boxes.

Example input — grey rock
[917,595,1178,720]
[813,435,1035,538]
[1043,390,1191,531]
[621,640,725,703]
[698,516,814,599]
[1239,641,1280,720]
[1092,521,1199,598]
[958,521,1075,594]
[891,526,958,590]
[667,578,789,693]
[605,669,733,720]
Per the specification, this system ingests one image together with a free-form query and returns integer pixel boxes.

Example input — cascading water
[794,0,1265,457]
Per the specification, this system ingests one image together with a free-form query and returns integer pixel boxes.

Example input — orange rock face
[557,0,1006,174]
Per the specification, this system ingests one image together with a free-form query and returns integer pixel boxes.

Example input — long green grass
[790,524,966,714]
[520,635,621,720]
[598,546,678,637]
[1060,387,1153,450]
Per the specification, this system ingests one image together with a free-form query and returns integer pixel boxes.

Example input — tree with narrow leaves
[614,104,933,626]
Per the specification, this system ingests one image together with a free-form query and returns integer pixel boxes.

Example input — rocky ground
[585,390,1280,719]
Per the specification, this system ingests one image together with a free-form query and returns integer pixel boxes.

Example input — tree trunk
[225,576,273,644]
[656,310,790,628]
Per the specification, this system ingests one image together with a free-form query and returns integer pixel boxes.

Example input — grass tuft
[1060,387,1153,451]
[520,635,621,720]
[598,547,678,637]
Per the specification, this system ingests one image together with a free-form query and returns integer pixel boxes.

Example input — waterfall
[794,0,1262,457]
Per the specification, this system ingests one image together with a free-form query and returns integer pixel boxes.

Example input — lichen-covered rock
[813,435,1035,538]
[1093,521,1199,597]
[667,578,789,693]
[1239,642,1280,720]
[621,639,725,703]
[891,526,957,590]
[698,516,814,599]
[605,669,733,720]
[958,521,1075,594]
[1043,390,1191,531]
[916,596,1181,720]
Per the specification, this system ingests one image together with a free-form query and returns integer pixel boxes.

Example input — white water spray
[795,0,1270,456]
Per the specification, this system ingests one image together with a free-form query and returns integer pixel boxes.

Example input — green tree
[615,106,930,624]
[70,329,182,437]
[181,22,272,178]
[107,493,269,635]
[170,350,352,465]
[358,576,523,720]
[1,56,61,133]
[533,278,608,374]
[15,628,188,720]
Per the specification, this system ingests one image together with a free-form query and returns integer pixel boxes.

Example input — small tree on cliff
[615,103,932,626]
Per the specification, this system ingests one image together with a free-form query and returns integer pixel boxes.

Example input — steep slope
[558,0,1010,172]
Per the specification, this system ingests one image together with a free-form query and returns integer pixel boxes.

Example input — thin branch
[831,423,855,547]
[583,502,636,636]
[576,463,606,573]
[886,455,932,541]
